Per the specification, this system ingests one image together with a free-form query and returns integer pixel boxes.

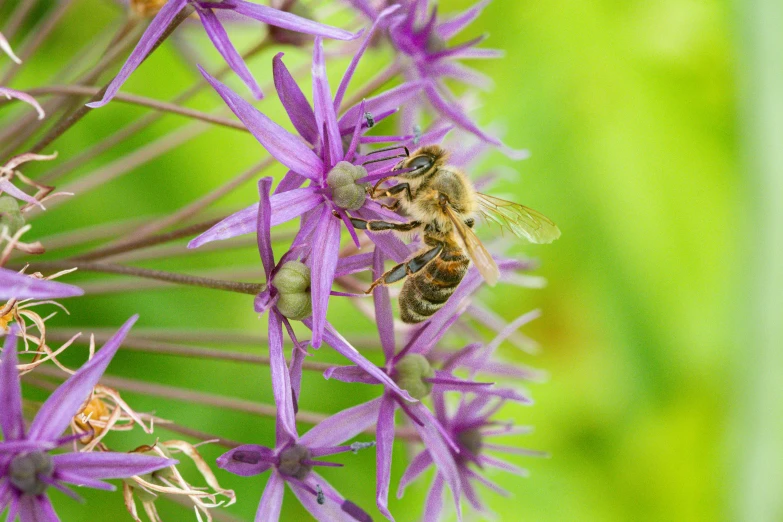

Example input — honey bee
[349,145,560,323]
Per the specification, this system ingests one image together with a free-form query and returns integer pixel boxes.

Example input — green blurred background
[2,0,781,520]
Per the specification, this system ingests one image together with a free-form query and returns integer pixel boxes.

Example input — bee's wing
[476,193,561,244]
[444,205,500,286]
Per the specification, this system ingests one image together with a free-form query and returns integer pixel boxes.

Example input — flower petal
[256,177,275,277]
[0,328,25,441]
[335,252,374,277]
[255,471,285,522]
[339,82,422,130]
[314,321,415,403]
[423,474,445,522]
[312,37,343,167]
[323,365,381,385]
[289,472,362,522]
[372,248,396,361]
[308,205,341,348]
[87,0,188,108]
[397,450,433,498]
[375,394,397,521]
[412,408,462,520]
[0,87,45,119]
[273,53,318,144]
[0,179,45,209]
[424,82,529,159]
[19,494,59,522]
[188,187,322,248]
[300,397,382,448]
[333,5,400,110]
[27,316,137,442]
[0,31,21,64]
[217,444,276,477]
[196,5,263,99]
[199,66,323,180]
[52,452,175,480]
[435,0,490,40]
[224,1,358,41]
[0,267,83,300]
[269,311,298,443]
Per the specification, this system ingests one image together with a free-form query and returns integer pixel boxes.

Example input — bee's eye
[408,155,433,171]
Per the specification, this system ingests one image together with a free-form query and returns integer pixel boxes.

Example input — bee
[349,145,560,323]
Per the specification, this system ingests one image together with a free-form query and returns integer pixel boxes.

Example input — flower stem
[20,86,249,131]
[15,260,265,295]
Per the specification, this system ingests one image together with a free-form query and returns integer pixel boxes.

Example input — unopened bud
[327,161,368,211]
[393,354,435,400]
[273,261,312,321]
[0,196,25,235]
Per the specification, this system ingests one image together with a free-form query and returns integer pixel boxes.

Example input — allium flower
[88,0,359,108]
[349,0,526,158]
[0,268,82,301]
[324,251,534,519]
[0,318,176,520]
[251,177,411,409]
[398,395,545,520]
[189,8,418,347]
[216,361,380,522]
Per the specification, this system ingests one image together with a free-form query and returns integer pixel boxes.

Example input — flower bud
[0,196,25,235]
[278,444,312,480]
[393,354,435,400]
[327,161,368,211]
[273,261,312,321]
[9,451,54,496]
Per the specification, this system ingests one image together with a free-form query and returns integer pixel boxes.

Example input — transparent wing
[476,193,561,244]
[444,205,499,286]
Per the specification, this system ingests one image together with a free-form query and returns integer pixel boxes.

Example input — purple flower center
[9,451,54,496]
[277,444,313,480]
[456,428,483,457]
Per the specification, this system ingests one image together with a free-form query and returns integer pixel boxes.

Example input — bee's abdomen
[400,251,469,324]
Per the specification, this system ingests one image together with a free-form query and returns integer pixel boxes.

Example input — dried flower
[0,319,176,519]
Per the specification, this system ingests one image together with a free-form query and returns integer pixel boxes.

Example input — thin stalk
[38,37,273,185]
[43,332,334,372]
[119,158,275,244]
[21,86,249,131]
[0,0,73,85]
[339,61,401,113]
[0,0,36,42]
[29,366,418,440]
[70,217,226,262]
[0,18,145,158]
[24,6,195,156]
[15,260,265,295]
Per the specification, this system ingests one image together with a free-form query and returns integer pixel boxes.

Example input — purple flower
[323,251,536,519]
[189,8,417,347]
[251,177,412,414]
[87,0,359,109]
[350,0,527,158]
[398,395,545,520]
[0,268,83,301]
[0,318,176,520]
[216,363,382,522]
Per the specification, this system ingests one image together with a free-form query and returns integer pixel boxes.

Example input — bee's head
[395,145,448,178]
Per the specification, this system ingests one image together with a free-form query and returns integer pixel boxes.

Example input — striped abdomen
[399,247,470,323]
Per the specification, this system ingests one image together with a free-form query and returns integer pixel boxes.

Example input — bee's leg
[372,182,411,201]
[366,242,444,293]
[348,217,422,232]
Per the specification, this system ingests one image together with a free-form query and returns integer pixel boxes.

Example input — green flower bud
[273,261,312,321]
[0,196,25,235]
[326,161,368,211]
[393,354,435,400]
[457,428,483,456]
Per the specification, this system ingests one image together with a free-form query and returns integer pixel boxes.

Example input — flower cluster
[0,0,557,520]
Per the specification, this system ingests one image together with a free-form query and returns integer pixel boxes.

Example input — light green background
[2,0,778,520]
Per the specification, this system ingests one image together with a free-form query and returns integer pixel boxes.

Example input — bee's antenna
[362,153,408,166]
[363,145,410,157]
